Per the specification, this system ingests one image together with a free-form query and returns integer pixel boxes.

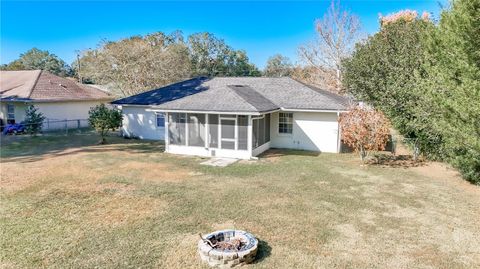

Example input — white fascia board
[116,104,155,108]
[145,108,263,116]
[280,108,347,113]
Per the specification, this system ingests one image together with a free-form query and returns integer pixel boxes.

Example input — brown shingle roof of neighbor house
[112,77,350,113]
[0,70,113,102]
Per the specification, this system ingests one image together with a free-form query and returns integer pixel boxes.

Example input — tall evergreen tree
[420,0,480,183]
[342,12,439,158]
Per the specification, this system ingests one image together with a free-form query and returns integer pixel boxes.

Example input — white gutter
[280,108,347,113]
[126,104,345,114]
[145,108,280,116]
[145,108,260,115]
[251,115,265,120]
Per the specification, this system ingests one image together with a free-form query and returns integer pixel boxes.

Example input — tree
[188,32,260,77]
[419,0,480,184]
[88,104,122,144]
[298,0,362,93]
[290,65,335,90]
[77,31,260,96]
[76,31,191,97]
[343,2,480,184]
[264,54,293,77]
[0,48,71,76]
[24,105,46,136]
[339,106,390,162]
[342,11,438,160]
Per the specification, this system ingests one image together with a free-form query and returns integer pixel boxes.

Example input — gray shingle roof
[228,85,278,112]
[113,77,349,112]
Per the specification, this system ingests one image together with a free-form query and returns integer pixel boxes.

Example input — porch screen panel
[252,119,259,149]
[169,113,186,145]
[238,115,248,150]
[265,114,271,143]
[252,114,270,149]
[188,113,206,147]
[258,117,266,146]
[208,114,219,148]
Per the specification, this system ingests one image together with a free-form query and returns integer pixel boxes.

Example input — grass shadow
[253,239,272,264]
[259,148,321,159]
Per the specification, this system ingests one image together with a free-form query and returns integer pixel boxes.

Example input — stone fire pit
[198,230,258,268]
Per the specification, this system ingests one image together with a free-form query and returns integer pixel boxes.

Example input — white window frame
[7,104,15,121]
[278,112,293,135]
[155,113,165,128]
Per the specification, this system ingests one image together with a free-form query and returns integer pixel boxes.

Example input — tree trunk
[412,139,420,162]
[359,145,367,162]
[99,128,107,144]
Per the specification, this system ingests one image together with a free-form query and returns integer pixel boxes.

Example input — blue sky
[1,0,446,69]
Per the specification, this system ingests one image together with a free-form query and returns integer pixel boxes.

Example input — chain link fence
[1,119,92,135]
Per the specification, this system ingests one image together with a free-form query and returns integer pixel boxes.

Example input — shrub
[88,104,122,144]
[24,105,46,136]
[339,105,391,162]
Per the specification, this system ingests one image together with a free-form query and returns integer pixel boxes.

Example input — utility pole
[76,53,82,84]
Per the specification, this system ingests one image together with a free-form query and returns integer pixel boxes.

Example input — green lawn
[1,133,479,268]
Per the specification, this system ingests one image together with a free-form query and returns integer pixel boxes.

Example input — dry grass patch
[1,134,480,269]
[86,196,167,227]
[116,161,192,183]
[157,233,204,268]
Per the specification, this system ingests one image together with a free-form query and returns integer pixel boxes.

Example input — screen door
[220,118,236,150]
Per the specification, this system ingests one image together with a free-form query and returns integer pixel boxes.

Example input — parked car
[2,122,26,135]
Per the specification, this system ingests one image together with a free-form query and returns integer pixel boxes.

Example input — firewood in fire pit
[213,238,245,251]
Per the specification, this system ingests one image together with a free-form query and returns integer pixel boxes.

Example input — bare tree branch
[297,0,363,94]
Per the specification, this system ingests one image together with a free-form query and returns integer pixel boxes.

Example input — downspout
[250,114,265,159]
[337,111,341,153]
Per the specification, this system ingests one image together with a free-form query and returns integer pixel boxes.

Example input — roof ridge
[27,70,43,99]
[226,85,259,112]
[227,84,279,112]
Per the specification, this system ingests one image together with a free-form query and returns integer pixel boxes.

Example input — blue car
[2,122,26,135]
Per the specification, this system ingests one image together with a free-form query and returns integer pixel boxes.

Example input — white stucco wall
[1,100,105,125]
[270,111,340,153]
[36,101,106,121]
[0,102,27,124]
[121,105,165,140]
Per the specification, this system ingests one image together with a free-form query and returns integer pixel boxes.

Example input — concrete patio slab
[200,158,238,167]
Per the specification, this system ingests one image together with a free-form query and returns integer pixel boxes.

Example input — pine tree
[24,105,46,136]
[421,0,480,183]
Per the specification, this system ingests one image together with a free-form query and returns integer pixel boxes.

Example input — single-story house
[0,70,113,128]
[112,77,349,159]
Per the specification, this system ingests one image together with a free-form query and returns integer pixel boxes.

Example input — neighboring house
[112,77,349,159]
[0,70,113,128]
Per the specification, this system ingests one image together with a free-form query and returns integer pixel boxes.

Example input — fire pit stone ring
[198,230,258,268]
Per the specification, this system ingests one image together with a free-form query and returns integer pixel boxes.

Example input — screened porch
[165,112,271,159]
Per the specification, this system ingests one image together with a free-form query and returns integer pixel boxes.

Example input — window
[156,113,165,127]
[7,104,15,123]
[278,113,293,134]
